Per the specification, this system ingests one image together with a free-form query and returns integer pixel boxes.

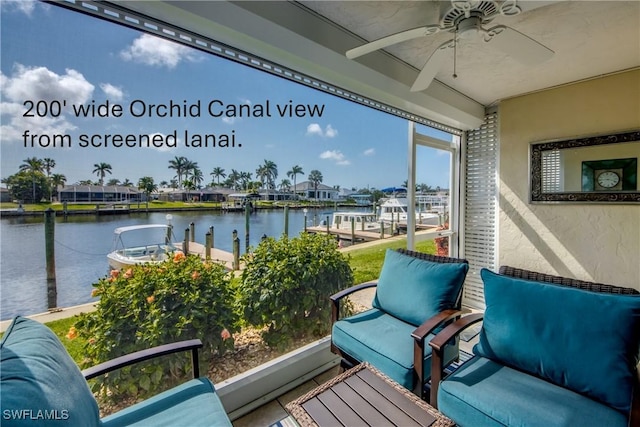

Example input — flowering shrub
[238,232,354,349]
[73,254,239,400]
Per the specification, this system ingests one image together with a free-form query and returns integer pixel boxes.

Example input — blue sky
[1,1,453,191]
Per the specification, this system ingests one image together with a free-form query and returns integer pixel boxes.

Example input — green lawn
[31,237,436,364]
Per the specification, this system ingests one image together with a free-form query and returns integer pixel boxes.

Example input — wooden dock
[306,226,394,243]
[179,241,239,271]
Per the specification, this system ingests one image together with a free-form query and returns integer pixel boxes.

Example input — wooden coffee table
[285,363,455,427]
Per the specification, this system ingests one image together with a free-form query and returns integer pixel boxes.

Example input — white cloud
[222,117,235,125]
[1,0,41,16]
[147,132,177,152]
[363,148,375,156]
[100,83,124,101]
[120,34,201,69]
[0,65,93,144]
[306,123,323,136]
[306,123,338,138]
[2,65,94,105]
[320,150,350,166]
[324,124,338,138]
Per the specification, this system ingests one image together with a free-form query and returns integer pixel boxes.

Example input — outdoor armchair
[428,266,640,427]
[0,316,232,427]
[330,248,469,399]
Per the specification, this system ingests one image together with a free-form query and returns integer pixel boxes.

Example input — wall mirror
[530,130,640,203]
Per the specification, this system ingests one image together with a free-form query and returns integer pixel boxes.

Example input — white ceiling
[116,1,640,130]
[301,1,640,106]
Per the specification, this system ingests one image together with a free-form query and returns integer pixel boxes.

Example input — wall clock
[594,169,623,191]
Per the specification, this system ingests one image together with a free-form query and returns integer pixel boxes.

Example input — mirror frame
[530,129,640,204]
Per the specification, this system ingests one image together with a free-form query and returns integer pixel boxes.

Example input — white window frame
[406,122,460,255]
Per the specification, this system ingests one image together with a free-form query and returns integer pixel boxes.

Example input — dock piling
[284,206,289,237]
[232,234,240,271]
[190,222,195,242]
[205,231,212,259]
[245,204,250,254]
[351,218,355,244]
[183,228,190,254]
[44,208,57,310]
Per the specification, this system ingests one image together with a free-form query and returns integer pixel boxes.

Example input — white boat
[107,224,179,270]
[324,212,381,231]
[379,197,441,226]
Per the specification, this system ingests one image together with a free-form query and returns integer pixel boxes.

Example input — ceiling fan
[346,0,554,92]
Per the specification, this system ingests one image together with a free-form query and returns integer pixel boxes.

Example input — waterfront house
[32,2,639,425]
[293,181,340,202]
[0,187,11,203]
[58,185,141,203]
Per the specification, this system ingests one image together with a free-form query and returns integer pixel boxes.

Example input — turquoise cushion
[438,356,628,427]
[0,316,101,427]
[372,249,468,326]
[332,308,458,389]
[102,378,231,427]
[476,269,640,413]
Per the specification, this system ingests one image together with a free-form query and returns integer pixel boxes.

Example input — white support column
[407,121,417,250]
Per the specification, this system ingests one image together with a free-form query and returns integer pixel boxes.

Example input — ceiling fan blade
[485,25,554,65]
[346,25,440,59]
[410,39,454,92]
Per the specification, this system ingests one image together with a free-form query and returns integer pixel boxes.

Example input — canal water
[0,208,348,321]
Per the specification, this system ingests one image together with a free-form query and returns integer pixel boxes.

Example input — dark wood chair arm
[330,281,378,303]
[82,339,203,380]
[631,364,639,427]
[429,313,484,408]
[411,309,466,343]
[429,313,484,353]
[330,281,378,325]
[411,309,465,400]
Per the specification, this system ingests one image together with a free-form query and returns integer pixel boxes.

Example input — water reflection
[1,208,341,320]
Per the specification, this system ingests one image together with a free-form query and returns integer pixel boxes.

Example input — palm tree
[308,169,323,201]
[183,159,198,181]
[279,178,291,193]
[183,178,196,202]
[106,178,121,186]
[240,171,253,191]
[50,173,66,202]
[190,166,204,189]
[121,178,134,187]
[228,169,241,190]
[50,173,66,189]
[168,156,188,188]
[43,158,56,177]
[287,165,304,199]
[138,176,158,210]
[92,163,112,185]
[19,158,45,202]
[20,157,44,173]
[210,167,226,186]
[255,165,268,189]
[262,160,278,189]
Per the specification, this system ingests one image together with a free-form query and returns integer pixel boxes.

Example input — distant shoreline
[0,202,372,218]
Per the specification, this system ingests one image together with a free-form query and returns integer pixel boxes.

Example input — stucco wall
[499,69,639,289]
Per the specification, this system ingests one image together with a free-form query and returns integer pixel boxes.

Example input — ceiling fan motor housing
[441,0,511,28]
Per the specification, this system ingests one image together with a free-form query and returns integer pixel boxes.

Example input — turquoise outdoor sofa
[429,266,640,427]
[330,248,469,399]
[0,316,232,427]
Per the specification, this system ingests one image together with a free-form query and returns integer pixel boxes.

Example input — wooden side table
[286,363,455,427]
